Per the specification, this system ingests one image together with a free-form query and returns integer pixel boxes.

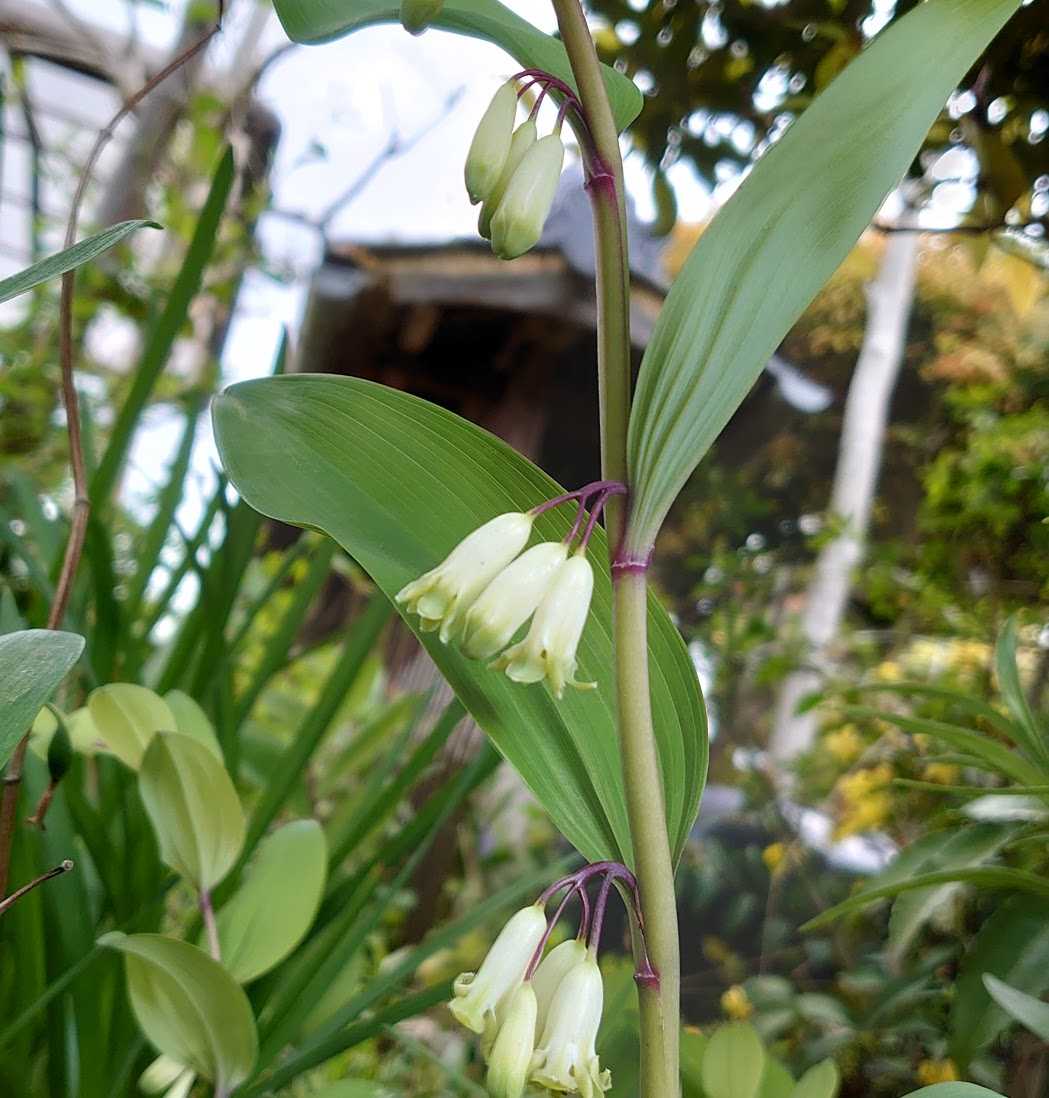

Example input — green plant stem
[548,3,680,1094]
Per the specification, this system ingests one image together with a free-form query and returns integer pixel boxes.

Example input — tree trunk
[769,229,920,762]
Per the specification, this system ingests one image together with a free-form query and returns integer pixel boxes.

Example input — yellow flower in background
[922,763,960,785]
[762,842,786,873]
[948,639,990,674]
[835,791,893,838]
[838,764,893,801]
[874,660,903,682]
[824,725,863,764]
[720,985,753,1021]
[917,1059,958,1085]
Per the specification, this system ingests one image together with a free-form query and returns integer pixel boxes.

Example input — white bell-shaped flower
[396,512,533,643]
[486,982,538,1098]
[449,904,547,1041]
[531,937,588,1036]
[490,134,565,260]
[465,81,518,205]
[461,541,568,660]
[479,118,538,240]
[491,553,595,698]
[530,954,610,1098]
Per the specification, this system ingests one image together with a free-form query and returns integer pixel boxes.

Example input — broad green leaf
[759,1058,795,1098]
[165,690,223,761]
[950,895,1049,1067]
[100,932,257,1091]
[139,732,245,891]
[214,820,327,983]
[0,219,159,304]
[625,0,1022,550]
[88,683,177,770]
[139,1055,195,1096]
[790,1061,840,1098]
[982,974,1049,1042]
[701,1023,766,1098]
[681,1028,708,1098]
[803,867,1049,931]
[212,375,707,865]
[0,629,84,768]
[994,617,1049,769]
[901,1089,1005,1098]
[29,705,102,760]
[882,824,1013,962]
[272,0,641,133]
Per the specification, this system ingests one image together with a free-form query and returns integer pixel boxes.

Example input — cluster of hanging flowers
[464,71,586,260]
[396,481,623,698]
[449,862,655,1098]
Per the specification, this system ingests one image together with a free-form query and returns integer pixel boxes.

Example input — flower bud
[399,0,443,33]
[486,982,538,1098]
[530,955,610,1098]
[396,512,533,644]
[491,554,595,699]
[449,904,547,1040]
[465,81,518,205]
[461,541,568,660]
[531,938,588,1036]
[478,119,537,241]
[490,134,564,261]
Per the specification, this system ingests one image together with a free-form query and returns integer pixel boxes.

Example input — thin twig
[0,860,74,917]
[872,218,1046,236]
[0,0,227,902]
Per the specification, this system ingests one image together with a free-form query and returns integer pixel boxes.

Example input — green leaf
[138,732,245,891]
[901,1089,1005,1098]
[0,220,159,304]
[165,690,223,760]
[790,1061,840,1098]
[950,895,1049,1067]
[214,820,327,984]
[87,683,177,770]
[212,374,707,865]
[0,629,84,768]
[272,0,641,133]
[92,148,235,508]
[309,1083,390,1098]
[803,867,1049,931]
[982,974,1049,1042]
[681,1028,708,1098]
[882,824,1013,962]
[99,932,257,1091]
[994,616,1049,769]
[625,0,1022,549]
[701,1024,766,1098]
[759,1058,795,1098]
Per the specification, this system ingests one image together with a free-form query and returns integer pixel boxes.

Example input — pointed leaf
[165,690,223,761]
[212,374,707,865]
[950,895,1049,1067]
[88,683,177,770]
[214,820,327,983]
[994,616,1048,768]
[790,1061,840,1098]
[139,732,245,891]
[701,1023,766,1098]
[272,0,641,133]
[0,629,83,768]
[625,0,1022,550]
[0,220,159,304]
[982,974,1049,1042]
[100,932,257,1091]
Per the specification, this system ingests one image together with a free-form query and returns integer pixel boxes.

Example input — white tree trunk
[769,229,920,762]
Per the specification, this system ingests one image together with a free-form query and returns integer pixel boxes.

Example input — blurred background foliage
[2,0,1049,1096]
